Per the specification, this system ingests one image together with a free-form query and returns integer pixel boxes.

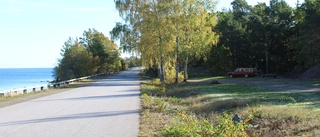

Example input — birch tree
[113,0,218,83]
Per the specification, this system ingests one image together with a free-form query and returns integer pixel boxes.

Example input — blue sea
[0,68,54,91]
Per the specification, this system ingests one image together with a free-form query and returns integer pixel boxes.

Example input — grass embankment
[139,77,320,136]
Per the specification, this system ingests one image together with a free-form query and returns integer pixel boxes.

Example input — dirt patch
[299,63,320,79]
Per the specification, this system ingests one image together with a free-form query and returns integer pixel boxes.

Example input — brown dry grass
[139,77,320,136]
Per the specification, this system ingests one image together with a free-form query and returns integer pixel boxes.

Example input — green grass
[139,77,320,136]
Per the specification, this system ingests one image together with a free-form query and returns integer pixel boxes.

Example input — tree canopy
[54,29,123,81]
[209,0,320,75]
[111,0,219,83]
[111,0,320,81]
[54,0,320,82]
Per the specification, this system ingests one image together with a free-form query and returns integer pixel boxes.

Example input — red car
[227,68,256,78]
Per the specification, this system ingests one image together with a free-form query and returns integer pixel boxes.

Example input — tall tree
[114,0,176,82]
[291,0,320,69]
[54,38,98,81]
[211,0,296,74]
[178,0,218,82]
[54,29,121,81]
[264,0,295,73]
[110,22,138,55]
[113,0,218,83]
[81,28,119,73]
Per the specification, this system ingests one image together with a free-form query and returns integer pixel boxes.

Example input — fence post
[23,89,27,94]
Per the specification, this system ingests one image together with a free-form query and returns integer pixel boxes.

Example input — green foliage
[210,0,320,74]
[143,66,159,78]
[125,56,142,68]
[290,0,320,69]
[161,112,250,137]
[80,28,120,73]
[113,0,219,83]
[54,38,98,81]
[161,112,215,136]
[165,68,185,84]
[54,29,121,81]
[215,113,249,137]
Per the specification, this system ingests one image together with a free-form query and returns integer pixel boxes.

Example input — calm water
[0,68,54,91]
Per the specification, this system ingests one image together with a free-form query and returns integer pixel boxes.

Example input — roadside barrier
[0,72,111,98]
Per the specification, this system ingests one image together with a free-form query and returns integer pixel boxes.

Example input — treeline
[111,0,319,82]
[54,28,125,81]
[111,0,218,83]
[210,0,320,75]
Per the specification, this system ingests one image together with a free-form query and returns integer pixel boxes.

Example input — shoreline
[0,68,53,92]
[0,79,94,108]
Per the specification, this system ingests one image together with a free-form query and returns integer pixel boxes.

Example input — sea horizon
[0,68,54,92]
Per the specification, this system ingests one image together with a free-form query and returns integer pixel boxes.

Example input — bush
[161,112,250,137]
[144,67,159,78]
[161,112,215,136]
[165,68,185,84]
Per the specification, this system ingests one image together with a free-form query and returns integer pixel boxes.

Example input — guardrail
[0,72,112,98]
[0,85,48,98]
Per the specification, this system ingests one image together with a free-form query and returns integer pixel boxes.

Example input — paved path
[0,68,142,137]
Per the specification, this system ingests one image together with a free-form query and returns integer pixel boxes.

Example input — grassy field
[139,74,320,136]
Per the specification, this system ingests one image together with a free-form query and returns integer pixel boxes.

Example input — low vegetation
[139,75,320,136]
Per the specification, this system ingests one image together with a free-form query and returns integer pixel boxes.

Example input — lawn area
[139,75,320,136]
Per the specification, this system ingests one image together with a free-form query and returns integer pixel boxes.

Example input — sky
[0,0,301,68]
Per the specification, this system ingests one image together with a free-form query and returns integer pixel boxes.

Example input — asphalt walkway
[0,68,141,137]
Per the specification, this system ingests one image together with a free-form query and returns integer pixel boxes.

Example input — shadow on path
[0,109,138,126]
[33,93,140,102]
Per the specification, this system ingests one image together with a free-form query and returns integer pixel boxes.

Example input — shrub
[165,68,185,84]
[161,112,251,137]
[144,67,159,78]
[214,113,250,137]
[161,112,215,136]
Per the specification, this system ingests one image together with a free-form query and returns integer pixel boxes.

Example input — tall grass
[139,77,320,136]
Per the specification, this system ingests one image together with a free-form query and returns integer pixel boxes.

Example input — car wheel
[229,75,233,78]
[244,74,248,77]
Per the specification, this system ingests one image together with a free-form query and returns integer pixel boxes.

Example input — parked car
[227,68,256,78]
